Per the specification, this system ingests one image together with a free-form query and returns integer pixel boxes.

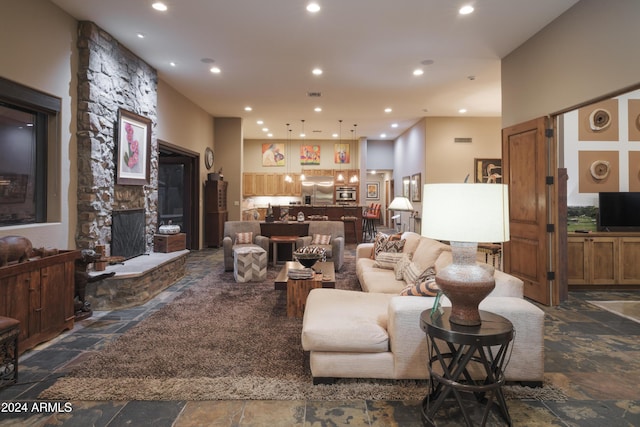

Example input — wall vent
[454,137,473,143]
[307,92,322,97]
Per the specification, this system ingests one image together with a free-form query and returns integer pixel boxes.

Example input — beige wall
[425,117,502,184]
[157,80,215,247]
[0,0,78,248]
[215,118,243,220]
[502,0,640,127]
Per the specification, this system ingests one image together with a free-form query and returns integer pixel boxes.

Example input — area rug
[588,300,640,323]
[41,254,565,401]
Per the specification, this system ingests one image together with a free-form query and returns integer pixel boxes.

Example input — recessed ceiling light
[169,61,176,67]
[314,107,322,112]
[210,66,221,74]
[152,2,168,12]
[306,2,321,13]
[459,5,474,15]
[391,123,398,128]
[459,108,467,114]
[312,68,323,76]
[332,133,338,138]
[137,33,145,39]
[257,120,264,125]
[384,108,392,113]
[380,133,387,138]
[267,133,273,138]
[300,132,306,137]
[413,69,424,76]
[262,127,269,132]
[245,106,253,112]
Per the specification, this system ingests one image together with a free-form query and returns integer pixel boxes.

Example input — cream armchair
[223,221,270,271]
[296,221,345,271]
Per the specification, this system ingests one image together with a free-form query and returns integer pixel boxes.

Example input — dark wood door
[502,117,554,305]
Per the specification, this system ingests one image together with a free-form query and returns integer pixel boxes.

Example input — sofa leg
[313,377,336,385]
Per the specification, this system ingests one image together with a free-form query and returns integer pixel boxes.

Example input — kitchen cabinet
[567,232,640,286]
[0,250,80,354]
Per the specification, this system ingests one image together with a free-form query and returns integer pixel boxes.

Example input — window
[0,77,59,226]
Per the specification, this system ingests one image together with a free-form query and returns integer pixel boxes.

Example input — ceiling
[50,0,578,140]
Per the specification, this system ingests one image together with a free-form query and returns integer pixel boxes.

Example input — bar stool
[362,203,381,242]
[0,316,19,389]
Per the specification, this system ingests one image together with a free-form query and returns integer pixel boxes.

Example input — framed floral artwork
[116,109,151,185]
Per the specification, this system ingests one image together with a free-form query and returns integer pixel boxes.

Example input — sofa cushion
[235,231,253,244]
[412,238,451,271]
[302,289,393,353]
[373,252,405,270]
[361,270,407,293]
[399,232,422,255]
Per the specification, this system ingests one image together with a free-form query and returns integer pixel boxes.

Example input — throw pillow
[394,253,412,280]
[311,234,331,245]
[400,277,440,297]
[403,263,436,285]
[371,232,403,259]
[373,252,405,270]
[235,231,253,244]
[412,238,451,271]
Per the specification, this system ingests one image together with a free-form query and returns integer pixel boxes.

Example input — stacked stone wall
[76,21,158,251]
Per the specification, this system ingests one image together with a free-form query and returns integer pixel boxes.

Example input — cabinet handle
[34,308,42,312]
[29,288,35,292]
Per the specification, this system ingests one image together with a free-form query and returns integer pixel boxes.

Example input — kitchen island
[269,205,363,244]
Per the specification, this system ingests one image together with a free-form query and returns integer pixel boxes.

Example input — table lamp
[422,183,509,326]
[388,196,414,232]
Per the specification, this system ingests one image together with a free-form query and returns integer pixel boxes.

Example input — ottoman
[233,246,267,282]
[0,316,19,389]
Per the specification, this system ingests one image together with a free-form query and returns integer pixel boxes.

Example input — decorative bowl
[294,253,323,268]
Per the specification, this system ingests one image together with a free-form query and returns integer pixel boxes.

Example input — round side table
[420,308,514,427]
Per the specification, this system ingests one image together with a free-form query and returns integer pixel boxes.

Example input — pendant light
[336,119,345,183]
[299,120,306,181]
[350,124,359,183]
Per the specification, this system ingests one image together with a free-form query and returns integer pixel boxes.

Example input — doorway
[158,141,200,250]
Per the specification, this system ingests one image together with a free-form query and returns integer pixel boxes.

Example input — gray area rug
[41,253,565,401]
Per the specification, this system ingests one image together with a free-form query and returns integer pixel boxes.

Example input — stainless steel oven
[335,186,357,202]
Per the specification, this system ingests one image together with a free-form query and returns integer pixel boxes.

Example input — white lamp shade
[422,183,509,243]
[388,196,414,212]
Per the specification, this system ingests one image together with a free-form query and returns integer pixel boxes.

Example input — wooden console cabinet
[567,232,640,286]
[0,250,80,354]
[204,180,228,247]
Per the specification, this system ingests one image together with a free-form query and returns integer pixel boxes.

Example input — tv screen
[598,192,640,230]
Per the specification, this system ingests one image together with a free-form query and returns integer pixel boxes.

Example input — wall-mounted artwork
[578,150,619,193]
[116,108,151,185]
[629,151,640,191]
[410,173,421,202]
[402,176,410,198]
[474,158,502,183]
[366,182,379,199]
[334,143,350,164]
[300,145,320,165]
[262,143,285,166]
[628,99,640,141]
[578,99,619,142]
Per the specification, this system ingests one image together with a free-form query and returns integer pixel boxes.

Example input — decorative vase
[435,242,495,326]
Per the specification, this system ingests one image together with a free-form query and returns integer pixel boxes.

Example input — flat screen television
[598,192,640,231]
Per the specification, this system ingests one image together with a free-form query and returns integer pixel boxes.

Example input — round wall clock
[204,147,214,170]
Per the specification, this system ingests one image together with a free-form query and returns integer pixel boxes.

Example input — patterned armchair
[296,221,345,271]
[223,221,270,271]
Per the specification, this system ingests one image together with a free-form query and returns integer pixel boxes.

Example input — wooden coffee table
[274,261,335,318]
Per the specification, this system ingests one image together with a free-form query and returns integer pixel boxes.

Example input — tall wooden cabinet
[0,250,80,354]
[204,180,228,247]
[567,232,640,286]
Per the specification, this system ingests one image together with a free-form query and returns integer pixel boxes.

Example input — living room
[1,0,640,425]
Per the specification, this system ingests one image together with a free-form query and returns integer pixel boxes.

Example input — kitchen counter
[270,205,364,244]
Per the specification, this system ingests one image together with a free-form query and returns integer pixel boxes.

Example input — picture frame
[474,158,502,183]
[366,182,379,199]
[116,109,151,185]
[262,143,285,166]
[334,143,350,164]
[300,145,320,165]
[411,173,421,202]
[402,176,410,198]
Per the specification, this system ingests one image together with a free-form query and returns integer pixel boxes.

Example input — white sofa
[301,232,545,385]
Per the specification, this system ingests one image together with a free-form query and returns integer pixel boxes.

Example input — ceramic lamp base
[436,241,495,326]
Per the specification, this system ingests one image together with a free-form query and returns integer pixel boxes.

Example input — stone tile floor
[0,247,639,426]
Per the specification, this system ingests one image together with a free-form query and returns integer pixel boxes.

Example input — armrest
[297,236,312,248]
[356,243,374,261]
[254,235,270,252]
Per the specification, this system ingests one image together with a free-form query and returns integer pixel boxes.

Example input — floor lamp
[422,183,510,326]
[388,196,414,233]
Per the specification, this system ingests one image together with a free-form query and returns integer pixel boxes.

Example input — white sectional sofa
[301,232,545,385]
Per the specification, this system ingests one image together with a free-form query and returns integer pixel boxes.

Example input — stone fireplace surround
[76,21,183,308]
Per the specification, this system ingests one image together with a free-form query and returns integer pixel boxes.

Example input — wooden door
[502,117,555,305]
